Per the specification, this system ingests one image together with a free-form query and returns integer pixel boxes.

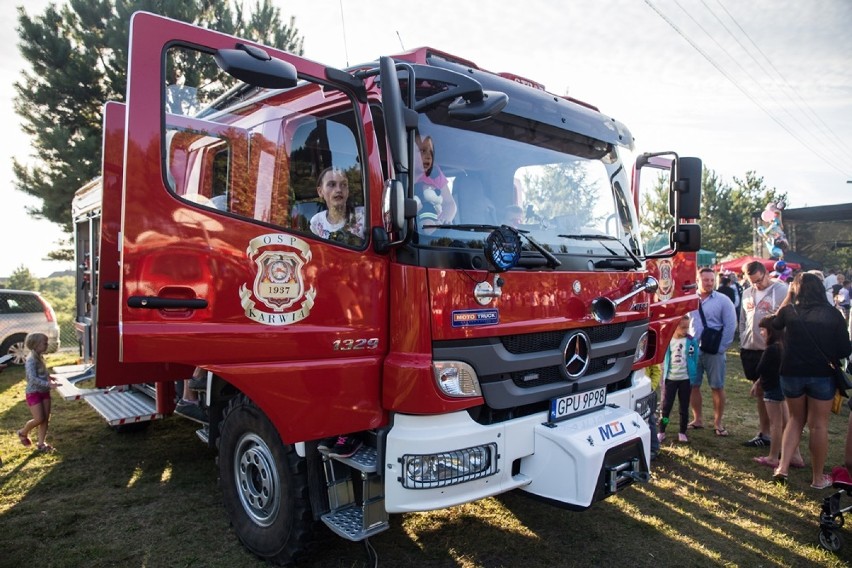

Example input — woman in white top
[309,167,365,244]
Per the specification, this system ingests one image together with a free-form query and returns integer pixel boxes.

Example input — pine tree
[13,0,304,231]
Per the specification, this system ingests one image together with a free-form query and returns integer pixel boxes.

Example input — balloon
[761,209,776,223]
[757,226,766,235]
[771,246,783,258]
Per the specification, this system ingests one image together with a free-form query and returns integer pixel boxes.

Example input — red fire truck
[62,11,702,565]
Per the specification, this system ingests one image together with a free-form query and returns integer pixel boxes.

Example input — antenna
[339,0,350,66]
[396,31,405,51]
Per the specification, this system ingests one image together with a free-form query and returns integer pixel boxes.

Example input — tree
[639,167,787,259]
[8,265,38,291]
[13,0,304,232]
[523,162,601,230]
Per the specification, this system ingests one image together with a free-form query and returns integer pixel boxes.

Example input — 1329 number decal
[332,338,379,351]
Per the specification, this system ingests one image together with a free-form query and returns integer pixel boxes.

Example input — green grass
[2,349,851,567]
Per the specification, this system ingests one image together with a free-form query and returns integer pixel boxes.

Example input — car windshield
[411,107,641,269]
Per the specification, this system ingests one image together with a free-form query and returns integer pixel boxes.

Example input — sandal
[677,433,689,443]
[772,470,788,486]
[714,427,730,437]
[790,459,806,469]
[753,456,779,468]
[17,430,32,447]
[811,474,833,490]
[687,422,704,430]
[36,443,54,453]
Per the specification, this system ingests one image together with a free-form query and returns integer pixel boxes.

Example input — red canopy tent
[717,255,801,274]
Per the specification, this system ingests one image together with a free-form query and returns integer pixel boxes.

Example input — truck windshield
[412,108,641,269]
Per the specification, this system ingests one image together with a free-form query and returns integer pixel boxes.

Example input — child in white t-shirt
[660,315,700,443]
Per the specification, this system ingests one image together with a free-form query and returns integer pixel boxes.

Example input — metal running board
[321,505,389,541]
[52,365,119,401]
[85,390,161,426]
[328,445,378,473]
[320,445,388,541]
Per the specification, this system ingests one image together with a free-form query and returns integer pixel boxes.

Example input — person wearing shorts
[739,261,787,447]
[770,273,851,488]
[689,268,737,437]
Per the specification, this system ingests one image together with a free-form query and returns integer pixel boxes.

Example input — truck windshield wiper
[558,233,641,269]
[425,224,561,268]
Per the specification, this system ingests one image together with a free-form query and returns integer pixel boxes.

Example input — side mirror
[214,44,298,89]
[383,179,406,233]
[671,157,702,219]
[671,223,701,252]
[447,90,509,121]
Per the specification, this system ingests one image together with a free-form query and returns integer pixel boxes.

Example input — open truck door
[634,154,702,366]
[110,12,389,440]
[95,101,194,389]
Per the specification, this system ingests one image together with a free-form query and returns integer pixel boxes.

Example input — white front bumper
[383,374,652,513]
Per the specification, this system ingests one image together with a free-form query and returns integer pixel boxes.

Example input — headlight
[401,444,498,489]
[433,361,481,398]
[634,331,649,363]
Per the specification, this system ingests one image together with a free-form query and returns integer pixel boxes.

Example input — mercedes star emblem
[563,331,591,378]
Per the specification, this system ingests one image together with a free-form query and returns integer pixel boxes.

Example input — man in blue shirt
[689,267,738,436]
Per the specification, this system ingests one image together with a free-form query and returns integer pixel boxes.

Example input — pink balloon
[761,209,775,222]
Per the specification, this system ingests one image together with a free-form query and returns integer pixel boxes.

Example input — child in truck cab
[309,167,365,244]
[414,135,456,230]
[659,315,698,444]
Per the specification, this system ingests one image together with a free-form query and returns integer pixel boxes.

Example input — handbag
[792,306,852,397]
[697,301,723,354]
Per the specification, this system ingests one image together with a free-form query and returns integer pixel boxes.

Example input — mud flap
[518,404,650,508]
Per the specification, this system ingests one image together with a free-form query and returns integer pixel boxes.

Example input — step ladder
[320,445,389,541]
[52,364,161,427]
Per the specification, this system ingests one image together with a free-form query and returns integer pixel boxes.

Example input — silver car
[0,290,61,365]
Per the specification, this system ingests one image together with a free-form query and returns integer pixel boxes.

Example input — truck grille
[508,355,617,389]
[500,323,626,354]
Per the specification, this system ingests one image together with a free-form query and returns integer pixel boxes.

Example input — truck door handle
[127,296,208,309]
[681,283,698,290]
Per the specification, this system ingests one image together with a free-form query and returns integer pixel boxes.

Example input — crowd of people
[654,263,852,489]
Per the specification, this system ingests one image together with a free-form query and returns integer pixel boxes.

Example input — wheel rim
[234,432,281,527]
[8,342,28,365]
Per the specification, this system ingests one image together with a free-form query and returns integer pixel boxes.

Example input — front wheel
[218,394,313,565]
[819,528,842,552]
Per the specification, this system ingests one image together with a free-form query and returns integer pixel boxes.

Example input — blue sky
[2,0,851,277]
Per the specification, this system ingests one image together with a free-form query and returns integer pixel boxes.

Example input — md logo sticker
[451,309,499,327]
[598,420,626,442]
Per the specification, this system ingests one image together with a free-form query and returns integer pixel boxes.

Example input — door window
[162,46,367,248]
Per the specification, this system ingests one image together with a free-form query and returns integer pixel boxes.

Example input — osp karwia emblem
[239,234,315,326]
[655,259,674,301]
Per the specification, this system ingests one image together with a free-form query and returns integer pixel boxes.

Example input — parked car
[0,290,60,365]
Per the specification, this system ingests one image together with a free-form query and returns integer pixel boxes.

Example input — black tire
[0,334,28,366]
[819,528,842,552]
[217,394,313,565]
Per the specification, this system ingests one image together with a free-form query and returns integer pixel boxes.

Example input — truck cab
[70,12,702,565]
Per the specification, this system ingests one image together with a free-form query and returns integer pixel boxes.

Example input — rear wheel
[0,334,28,365]
[218,394,313,565]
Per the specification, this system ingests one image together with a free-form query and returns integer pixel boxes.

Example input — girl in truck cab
[309,167,365,244]
[415,135,456,228]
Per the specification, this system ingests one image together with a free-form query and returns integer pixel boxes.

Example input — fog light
[634,331,649,362]
[401,443,498,489]
[433,361,481,398]
[635,390,656,422]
